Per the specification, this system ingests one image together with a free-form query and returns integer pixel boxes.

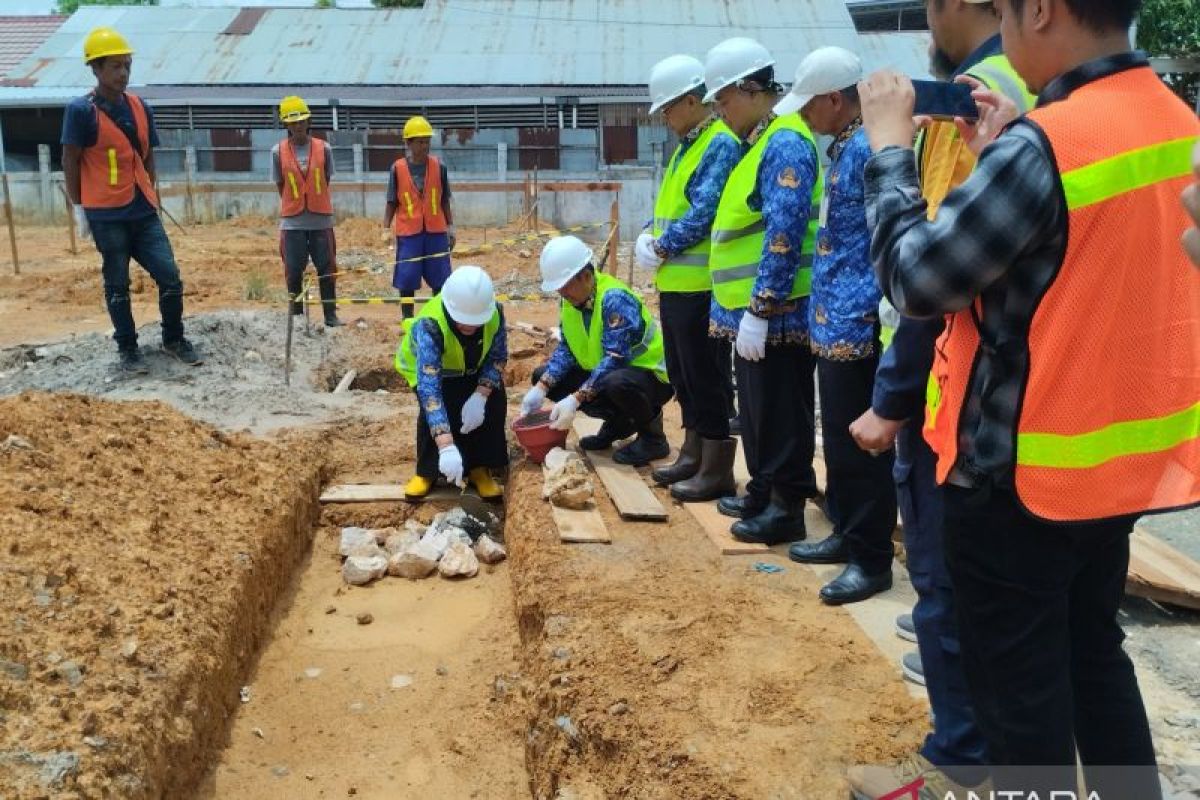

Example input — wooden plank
[542,465,611,544]
[688,498,769,555]
[571,417,668,522]
[1127,527,1200,610]
[319,484,462,504]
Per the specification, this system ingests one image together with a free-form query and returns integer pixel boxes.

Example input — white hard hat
[539,236,593,293]
[648,54,706,114]
[775,46,863,116]
[702,37,775,104]
[441,265,496,326]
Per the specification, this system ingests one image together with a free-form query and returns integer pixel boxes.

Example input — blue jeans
[90,214,185,351]
[895,422,988,772]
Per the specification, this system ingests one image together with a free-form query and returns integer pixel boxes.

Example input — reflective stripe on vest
[709,114,823,310]
[559,271,669,383]
[279,136,333,217]
[926,66,1200,522]
[79,92,159,210]
[652,119,738,293]
[394,294,500,388]
[392,156,448,237]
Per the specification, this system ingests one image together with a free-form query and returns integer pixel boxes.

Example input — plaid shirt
[865,52,1152,487]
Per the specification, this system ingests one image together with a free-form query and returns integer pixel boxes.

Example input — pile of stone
[542,447,594,510]
[339,508,507,585]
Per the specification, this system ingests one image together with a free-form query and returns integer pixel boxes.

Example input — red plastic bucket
[511,410,569,464]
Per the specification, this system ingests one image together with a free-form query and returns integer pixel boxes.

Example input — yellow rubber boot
[404,474,433,500]
[469,467,503,500]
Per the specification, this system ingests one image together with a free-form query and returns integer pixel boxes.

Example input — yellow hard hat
[279,95,311,123]
[83,27,133,64]
[403,115,434,139]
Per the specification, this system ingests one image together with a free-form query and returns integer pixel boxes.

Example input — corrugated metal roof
[0,14,66,78]
[5,1,866,89]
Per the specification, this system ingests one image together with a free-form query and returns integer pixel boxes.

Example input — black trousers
[659,291,733,439]
[416,374,509,479]
[280,228,337,317]
[944,484,1159,798]
[817,354,897,575]
[533,364,673,429]
[736,344,817,505]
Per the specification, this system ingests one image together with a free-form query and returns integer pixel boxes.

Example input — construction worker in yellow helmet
[62,26,202,374]
[384,115,456,319]
[272,95,341,327]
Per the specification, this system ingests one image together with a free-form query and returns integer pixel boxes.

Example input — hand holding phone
[912,79,979,121]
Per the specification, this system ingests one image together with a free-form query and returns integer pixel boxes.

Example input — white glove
[460,390,487,434]
[73,205,90,240]
[548,393,579,431]
[635,232,663,269]
[735,312,769,362]
[438,444,465,487]
[521,384,547,417]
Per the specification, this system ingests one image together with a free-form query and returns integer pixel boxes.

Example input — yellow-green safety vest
[560,271,669,383]
[652,119,739,293]
[395,295,500,388]
[709,114,823,310]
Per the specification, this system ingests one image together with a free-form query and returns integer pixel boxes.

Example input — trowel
[457,484,503,539]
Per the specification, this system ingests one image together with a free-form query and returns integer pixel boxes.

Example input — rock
[356,612,373,625]
[83,736,108,749]
[272,765,290,778]
[1,433,34,452]
[608,701,629,716]
[304,668,322,679]
[438,541,479,579]
[543,447,576,472]
[552,647,571,661]
[420,524,468,559]
[120,639,138,662]
[403,519,428,537]
[0,659,28,681]
[240,686,251,703]
[543,453,594,509]
[253,727,265,739]
[342,555,388,586]
[554,715,579,740]
[243,350,262,362]
[384,529,420,556]
[56,661,84,687]
[390,674,414,689]
[338,527,377,558]
[346,542,388,560]
[473,534,507,565]
[387,541,440,579]
[39,751,80,788]
[518,248,533,258]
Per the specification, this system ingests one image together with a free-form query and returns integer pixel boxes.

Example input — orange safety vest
[279,136,333,217]
[79,92,159,210]
[391,155,448,236]
[924,66,1200,522]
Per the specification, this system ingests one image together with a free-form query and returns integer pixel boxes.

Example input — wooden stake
[59,184,77,255]
[2,173,18,275]
[284,299,294,386]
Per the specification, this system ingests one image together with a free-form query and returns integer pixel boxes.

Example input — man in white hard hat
[522,236,674,466]
[635,54,741,502]
[395,265,507,500]
[703,37,823,546]
[780,47,897,606]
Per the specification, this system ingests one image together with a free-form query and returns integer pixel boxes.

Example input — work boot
[819,563,893,605]
[847,753,989,800]
[613,413,670,466]
[651,428,702,486]
[788,532,849,564]
[289,300,305,316]
[579,417,635,451]
[324,314,344,328]
[670,438,737,502]
[163,337,203,366]
[730,491,807,545]
[468,467,503,500]
[404,474,434,500]
[117,348,149,375]
[717,494,766,520]
[319,276,341,327]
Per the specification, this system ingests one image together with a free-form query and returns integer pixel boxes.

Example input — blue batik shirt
[709,114,818,347]
[543,282,647,398]
[411,305,507,437]
[810,121,881,360]
[654,116,742,258]
[60,93,161,223]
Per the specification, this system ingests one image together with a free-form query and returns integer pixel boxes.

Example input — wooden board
[319,484,462,504]
[687,498,769,555]
[542,464,611,544]
[1127,527,1200,610]
[571,417,669,522]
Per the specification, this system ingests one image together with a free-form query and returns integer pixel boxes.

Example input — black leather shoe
[579,418,634,450]
[788,533,849,564]
[731,494,807,545]
[717,494,765,520]
[613,413,670,466]
[819,564,893,605]
[729,415,742,436]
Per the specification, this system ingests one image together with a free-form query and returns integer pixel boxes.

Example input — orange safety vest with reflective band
[80,92,159,210]
[924,66,1200,522]
[279,136,333,217]
[392,156,448,236]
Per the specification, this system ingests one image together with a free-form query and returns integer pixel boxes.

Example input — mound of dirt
[0,393,323,799]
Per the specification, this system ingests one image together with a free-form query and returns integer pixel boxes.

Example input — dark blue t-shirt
[61,93,161,222]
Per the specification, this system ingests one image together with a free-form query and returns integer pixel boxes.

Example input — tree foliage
[1137,0,1200,108]
[56,0,156,14]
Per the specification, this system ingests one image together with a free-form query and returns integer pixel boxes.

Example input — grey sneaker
[163,337,202,366]
[902,651,925,686]
[118,348,149,375]
[895,612,918,643]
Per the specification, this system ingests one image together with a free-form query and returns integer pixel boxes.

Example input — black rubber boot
[730,491,807,545]
[651,428,702,486]
[319,274,342,327]
[670,438,737,502]
[613,413,670,466]
[717,494,766,519]
[579,418,635,451]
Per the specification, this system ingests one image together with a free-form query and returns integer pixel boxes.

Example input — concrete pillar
[184,146,197,223]
[497,142,508,184]
[38,144,51,219]
[352,143,365,216]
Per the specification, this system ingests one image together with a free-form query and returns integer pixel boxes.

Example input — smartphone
[912,79,979,121]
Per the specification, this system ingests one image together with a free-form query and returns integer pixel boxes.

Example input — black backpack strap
[90,93,148,160]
